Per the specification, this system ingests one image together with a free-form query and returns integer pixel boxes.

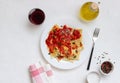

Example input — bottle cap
[91,2,99,11]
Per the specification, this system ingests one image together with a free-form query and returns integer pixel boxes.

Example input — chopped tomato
[57,56,64,60]
[72,30,81,40]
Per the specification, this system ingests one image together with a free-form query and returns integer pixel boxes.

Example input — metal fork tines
[87,28,100,70]
[93,28,100,41]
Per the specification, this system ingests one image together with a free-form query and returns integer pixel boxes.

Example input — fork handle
[87,43,95,70]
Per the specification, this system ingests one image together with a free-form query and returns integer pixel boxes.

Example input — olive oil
[79,2,99,22]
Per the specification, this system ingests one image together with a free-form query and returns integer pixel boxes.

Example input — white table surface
[0,0,120,83]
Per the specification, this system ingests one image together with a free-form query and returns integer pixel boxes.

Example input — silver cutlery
[87,28,100,70]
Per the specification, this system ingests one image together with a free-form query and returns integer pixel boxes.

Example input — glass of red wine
[28,8,45,25]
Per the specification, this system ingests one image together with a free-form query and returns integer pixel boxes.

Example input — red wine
[29,8,45,25]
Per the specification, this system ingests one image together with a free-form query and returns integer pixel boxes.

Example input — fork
[87,28,100,70]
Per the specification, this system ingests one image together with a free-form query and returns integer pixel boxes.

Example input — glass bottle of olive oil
[79,2,99,22]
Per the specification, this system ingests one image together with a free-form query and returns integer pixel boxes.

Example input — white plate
[40,17,92,69]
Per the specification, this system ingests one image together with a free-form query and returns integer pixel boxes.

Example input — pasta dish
[45,24,83,62]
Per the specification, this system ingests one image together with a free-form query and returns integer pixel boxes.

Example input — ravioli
[46,24,83,62]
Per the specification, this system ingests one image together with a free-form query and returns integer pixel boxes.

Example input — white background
[0,0,120,83]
